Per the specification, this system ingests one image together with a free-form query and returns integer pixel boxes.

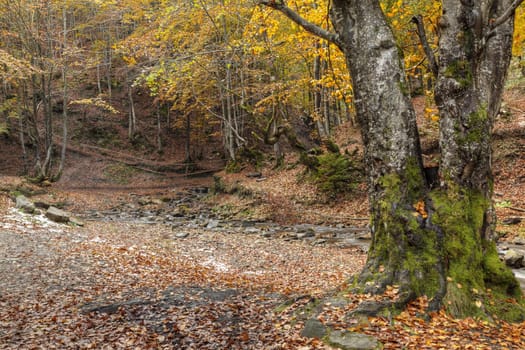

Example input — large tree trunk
[330,0,522,319]
[262,0,524,320]
[432,0,522,318]
[330,0,440,307]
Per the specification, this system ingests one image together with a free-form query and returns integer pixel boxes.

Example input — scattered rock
[328,330,381,350]
[151,198,164,206]
[315,230,336,239]
[301,318,327,339]
[356,232,372,240]
[193,187,209,194]
[246,172,262,178]
[41,180,52,187]
[45,206,70,223]
[15,195,36,214]
[283,232,298,240]
[504,249,524,268]
[297,231,315,239]
[239,220,256,227]
[175,232,189,239]
[261,231,273,238]
[33,201,50,209]
[325,297,350,308]
[69,216,85,227]
[138,198,151,206]
[512,237,525,246]
[502,217,522,225]
[206,219,220,229]
[244,227,261,234]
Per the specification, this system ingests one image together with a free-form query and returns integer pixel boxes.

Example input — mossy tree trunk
[262,0,524,320]
[432,0,523,318]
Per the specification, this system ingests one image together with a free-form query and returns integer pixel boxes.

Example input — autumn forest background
[0,0,524,178]
[1,0,525,349]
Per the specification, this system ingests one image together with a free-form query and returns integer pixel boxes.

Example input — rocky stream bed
[15,184,525,290]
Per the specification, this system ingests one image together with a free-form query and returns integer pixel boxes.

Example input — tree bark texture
[263,0,524,320]
[330,0,437,304]
[431,0,522,318]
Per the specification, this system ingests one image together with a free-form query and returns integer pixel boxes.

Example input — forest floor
[0,178,524,349]
[1,84,525,348]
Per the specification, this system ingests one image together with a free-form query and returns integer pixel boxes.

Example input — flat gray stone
[297,231,315,239]
[175,232,189,239]
[328,330,381,350]
[16,195,35,214]
[301,319,327,339]
[34,201,50,209]
[246,172,262,178]
[46,206,70,223]
[244,227,261,234]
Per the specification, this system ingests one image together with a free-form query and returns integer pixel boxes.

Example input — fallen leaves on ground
[312,295,525,349]
[1,193,524,349]
[0,198,361,349]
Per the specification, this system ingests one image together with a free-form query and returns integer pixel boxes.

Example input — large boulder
[46,206,70,223]
[15,195,35,214]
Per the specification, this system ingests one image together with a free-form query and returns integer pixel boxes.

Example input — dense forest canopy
[1,0,523,174]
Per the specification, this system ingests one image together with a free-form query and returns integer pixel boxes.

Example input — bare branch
[410,15,438,78]
[258,0,341,48]
[490,0,524,29]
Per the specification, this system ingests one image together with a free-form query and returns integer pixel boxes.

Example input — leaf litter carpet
[0,194,524,349]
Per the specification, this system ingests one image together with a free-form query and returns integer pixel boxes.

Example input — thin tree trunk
[96,60,102,95]
[17,85,28,174]
[166,104,171,130]
[128,83,136,139]
[185,113,191,163]
[156,100,162,152]
[224,63,235,160]
[40,71,54,179]
[29,73,43,177]
[106,44,112,98]
[56,6,68,180]
[313,47,327,138]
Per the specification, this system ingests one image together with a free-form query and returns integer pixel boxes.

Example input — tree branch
[483,0,524,48]
[410,15,438,78]
[490,0,524,30]
[259,0,341,48]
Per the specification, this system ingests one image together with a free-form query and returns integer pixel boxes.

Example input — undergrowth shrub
[304,152,361,196]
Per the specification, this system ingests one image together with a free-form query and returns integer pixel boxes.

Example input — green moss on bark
[444,59,473,88]
[357,160,524,321]
[431,189,487,316]
[430,188,524,320]
[363,159,440,297]
[458,107,489,146]
[482,244,524,322]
